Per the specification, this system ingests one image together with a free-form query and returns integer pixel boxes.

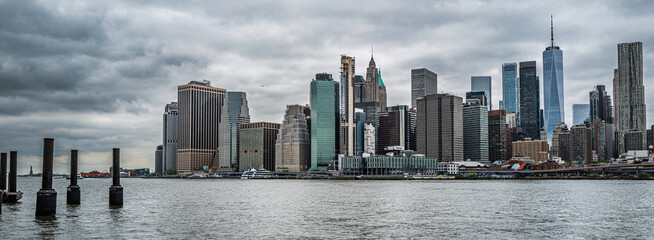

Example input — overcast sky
[1,0,653,174]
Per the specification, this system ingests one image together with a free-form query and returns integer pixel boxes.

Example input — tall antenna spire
[371,44,374,60]
[550,14,554,47]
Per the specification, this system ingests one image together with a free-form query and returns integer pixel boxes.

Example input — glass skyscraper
[310,73,340,171]
[572,104,590,125]
[463,103,489,164]
[543,17,565,142]
[218,91,250,171]
[471,76,492,110]
[502,63,519,122]
[519,61,540,139]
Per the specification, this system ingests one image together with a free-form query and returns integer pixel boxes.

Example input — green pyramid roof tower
[378,69,384,87]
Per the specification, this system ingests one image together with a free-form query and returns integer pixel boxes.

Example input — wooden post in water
[67,150,80,205]
[36,138,57,216]
[109,148,123,206]
[1,152,6,192]
[5,151,19,203]
[0,152,5,214]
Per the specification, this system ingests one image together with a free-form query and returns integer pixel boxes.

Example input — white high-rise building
[340,55,356,156]
[162,102,178,173]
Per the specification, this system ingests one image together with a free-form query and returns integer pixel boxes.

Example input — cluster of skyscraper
[153,17,648,173]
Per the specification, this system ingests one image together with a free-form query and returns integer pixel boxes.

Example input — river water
[1,177,653,239]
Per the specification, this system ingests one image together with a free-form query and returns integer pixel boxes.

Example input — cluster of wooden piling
[1,151,21,214]
[1,138,124,217]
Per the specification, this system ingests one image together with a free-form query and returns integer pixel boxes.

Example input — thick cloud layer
[1,0,653,173]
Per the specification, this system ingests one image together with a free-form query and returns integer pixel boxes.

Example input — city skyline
[2,1,654,173]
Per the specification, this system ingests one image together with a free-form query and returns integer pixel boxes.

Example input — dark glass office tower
[502,63,519,119]
[377,105,416,153]
[471,76,492,110]
[519,61,540,140]
[354,75,366,103]
[589,85,613,124]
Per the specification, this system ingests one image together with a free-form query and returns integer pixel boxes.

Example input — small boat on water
[241,168,273,179]
[54,175,65,179]
[66,174,84,180]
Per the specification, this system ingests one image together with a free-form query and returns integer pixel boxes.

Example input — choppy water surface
[1,178,653,239]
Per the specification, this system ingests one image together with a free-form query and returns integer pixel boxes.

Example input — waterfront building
[354,75,366,103]
[592,120,615,161]
[625,130,645,152]
[355,101,382,155]
[275,104,311,172]
[614,42,647,152]
[465,91,487,107]
[502,63,519,121]
[409,108,417,151]
[411,68,438,108]
[463,101,489,163]
[539,109,545,131]
[218,92,250,172]
[506,112,517,129]
[471,76,492,110]
[570,124,593,166]
[416,94,463,162]
[365,55,387,110]
[519,61,540,139]
[176,80,225,174]
[163,102,178,172]
[607,122,616,159]
[488,110,511,162]
[572,104,590,126]
[377,105,416,153]
[648,129,653,149]
[238,122,280,172]
[155,145,163,174]
[363,122,376,155]
[341,156,441,175]
[340,55,356,157]
[551,124,570,162]
[511,138,548,162]
[542,17,565,142]
[310,73,340,171]
[589,85,613,124]
[355,111,366,156]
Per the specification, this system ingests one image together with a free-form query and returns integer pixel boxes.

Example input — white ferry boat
[240,168,273,179]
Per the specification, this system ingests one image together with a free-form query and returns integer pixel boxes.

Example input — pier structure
[109,148,123,206]
[4,151,22,203]
[67,150,80,205]
[36,138,57,216]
